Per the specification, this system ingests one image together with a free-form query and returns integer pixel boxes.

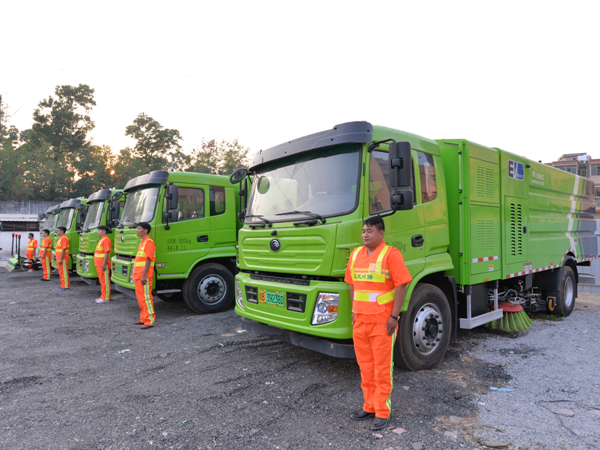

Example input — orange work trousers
[41,255,51,280]
[353,320,397,419]
[57,258,70,289]
[95,264,111,301]
[26,250,36,261]
[134,278,155,326]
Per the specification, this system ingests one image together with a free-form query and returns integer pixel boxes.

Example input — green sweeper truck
[230,121,598,371]
[110,170,241,314]
[76,188,124,285]
[51,198,88,272]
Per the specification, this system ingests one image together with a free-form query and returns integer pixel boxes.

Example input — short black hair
[42,229,50,235]
[138,222,151,233]
[97,225,110,232]
[57,226,67,233]
[364,216,385,232]
[28,233,34,238]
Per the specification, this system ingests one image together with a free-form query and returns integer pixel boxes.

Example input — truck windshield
[119,186,160,226]
[246,144,361,222]
[83,202,104,230]
[58,209,75,230]
[44,214,59,232]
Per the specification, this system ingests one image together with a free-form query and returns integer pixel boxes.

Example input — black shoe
[371,417,389,431]
[350,410,375,421]
[40,278,50,281]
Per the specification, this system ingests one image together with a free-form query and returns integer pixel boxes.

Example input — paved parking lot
[1,267,599,450]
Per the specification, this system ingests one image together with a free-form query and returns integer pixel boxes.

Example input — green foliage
[188,139,250,176]
[125,113,187,171]
[0,86,252,201]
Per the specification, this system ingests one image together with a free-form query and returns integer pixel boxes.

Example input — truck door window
[209,186,226,216]
[417,152,437,203]
[177,187,205,221]
[369,150,417,213]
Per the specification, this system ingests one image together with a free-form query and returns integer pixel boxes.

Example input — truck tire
[548,265,576,317]
[182,263,234,314]
[156,292,184,302]
[394,283,451,371]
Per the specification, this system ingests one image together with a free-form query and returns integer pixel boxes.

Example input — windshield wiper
[245,214,272,228]
[276,210,326,224]
[118,220,136,229]
[82,226,90,233]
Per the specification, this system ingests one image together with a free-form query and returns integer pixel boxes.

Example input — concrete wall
[0,201,58,215]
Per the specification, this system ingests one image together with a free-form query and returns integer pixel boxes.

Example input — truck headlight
[236,280,244,310]
[311,292,339,325]
[84,260,89,273]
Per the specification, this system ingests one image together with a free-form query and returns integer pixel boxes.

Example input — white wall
[0,231,42,260]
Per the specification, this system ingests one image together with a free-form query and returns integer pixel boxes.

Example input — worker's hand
[141,275,147,285]
[351,313,356,326]
[101,264,107,272]
[57,259,62,264]
[385,317,398,336]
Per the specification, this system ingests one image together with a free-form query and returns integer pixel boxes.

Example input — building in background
[547,153,600,219]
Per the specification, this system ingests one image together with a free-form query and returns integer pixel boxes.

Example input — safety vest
[56,236,70,253]
[41,238,52,256]
[27,239,37,250]
[350,245,395,306]
[133,238,155,269]
[94,236,110,259]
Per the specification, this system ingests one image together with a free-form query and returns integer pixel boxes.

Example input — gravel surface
[1,267,599,449]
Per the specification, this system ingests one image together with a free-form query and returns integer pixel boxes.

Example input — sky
[2,0,599,164]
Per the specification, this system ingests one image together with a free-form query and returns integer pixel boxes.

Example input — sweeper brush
[486,301,532,332]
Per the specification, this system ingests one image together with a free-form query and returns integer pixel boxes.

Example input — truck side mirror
[110,219,120,228]
[230,167,248,184]
[389,141,413,188]
[169,210,179,222]
[391,189,414,211]
[166,183,179,210]
[110,200,121,223]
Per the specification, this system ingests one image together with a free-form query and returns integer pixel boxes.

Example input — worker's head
[28,233,34,239]
[136,222,151,238]
[57,226,67,236]
[42,229,50,237]
[97,225,109,237]
[362,216,385,249]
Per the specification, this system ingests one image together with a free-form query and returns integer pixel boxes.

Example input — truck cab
[76,189,123,284]
[39,204,61,245]
[51,198,88,271]
[110,170,241,313]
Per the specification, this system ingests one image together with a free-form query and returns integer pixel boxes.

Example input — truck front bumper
[76,254,99,285]
[240,317,356,359]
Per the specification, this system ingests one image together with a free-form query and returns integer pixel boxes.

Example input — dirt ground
[573,291,600,312]
[1,267,599,450]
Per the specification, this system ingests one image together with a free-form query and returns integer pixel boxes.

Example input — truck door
[367,150,425,276]
[154,185,211,274]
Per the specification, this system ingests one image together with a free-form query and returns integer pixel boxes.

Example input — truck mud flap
[240,317,356,359]
[115,284,137,299]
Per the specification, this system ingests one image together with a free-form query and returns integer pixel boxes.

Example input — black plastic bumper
[78,276,99,286]
[240,317,356,359]
[115,284,137,299]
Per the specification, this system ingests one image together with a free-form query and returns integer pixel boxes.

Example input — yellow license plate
[259,290,284,307]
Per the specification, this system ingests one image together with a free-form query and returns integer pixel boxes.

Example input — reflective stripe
[133,261,155,267]
[144,283,154,325]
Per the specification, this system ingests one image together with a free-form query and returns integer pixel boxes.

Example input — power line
[0,20,69,43]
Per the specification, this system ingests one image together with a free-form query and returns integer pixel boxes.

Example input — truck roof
[124,170,231,192]
[60,198,86,209]
[249,121,442,171]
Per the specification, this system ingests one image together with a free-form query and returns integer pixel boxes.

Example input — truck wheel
[394,284,451,371]
[182,263,234,314]
[548,266,576,317]
[156,292,184,302]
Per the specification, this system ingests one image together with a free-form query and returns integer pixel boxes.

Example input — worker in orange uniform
[26,233,38,272]
[345,216,412,431]
[55,226,70,290]
[94,225,112,303]
[132,222,156,329]
[39,229,52,281]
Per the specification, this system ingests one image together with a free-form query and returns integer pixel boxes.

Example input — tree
[125,113,186,171]
[188,139,251,176]
[32,84,96,160]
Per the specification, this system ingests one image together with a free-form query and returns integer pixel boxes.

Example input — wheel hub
[198,275,226,304]
[412,303,443,355]
[564,276,574,307]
